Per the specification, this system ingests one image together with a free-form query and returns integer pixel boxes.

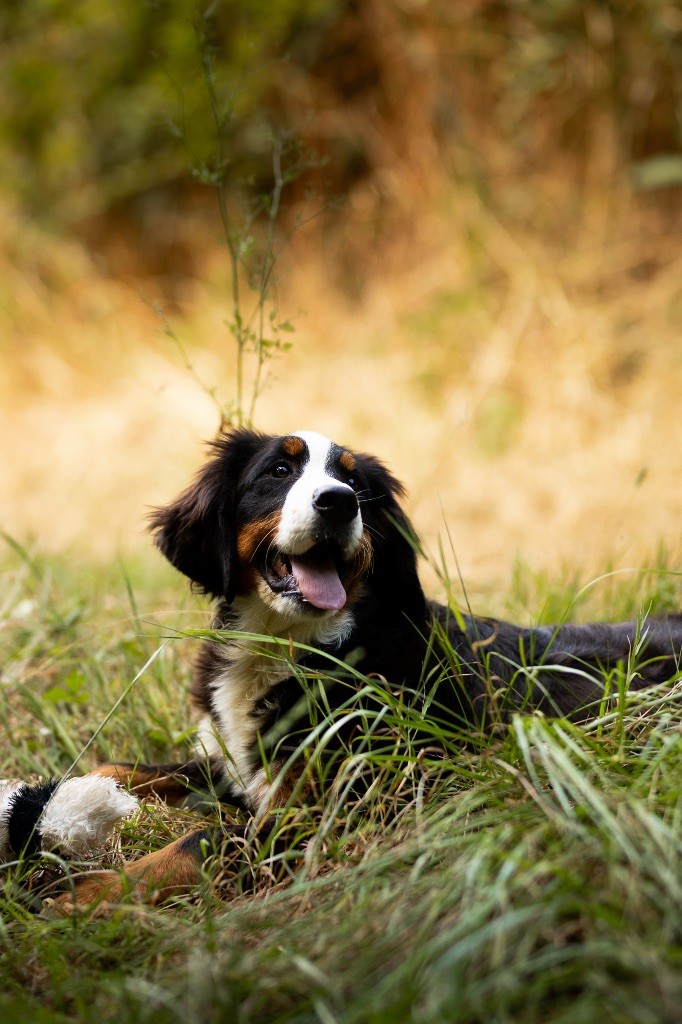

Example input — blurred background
[1,0,681,605]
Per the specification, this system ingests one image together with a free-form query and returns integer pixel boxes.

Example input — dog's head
[149,429,423,624]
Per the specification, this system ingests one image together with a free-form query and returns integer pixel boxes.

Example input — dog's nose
[312,485,359,527]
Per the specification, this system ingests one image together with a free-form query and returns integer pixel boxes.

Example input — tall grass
[1,543,680,1023]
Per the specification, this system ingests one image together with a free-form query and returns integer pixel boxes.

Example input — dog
[3,428,681,907]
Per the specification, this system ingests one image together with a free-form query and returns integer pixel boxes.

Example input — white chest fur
[196,647,289,793]
[194,598,355,798]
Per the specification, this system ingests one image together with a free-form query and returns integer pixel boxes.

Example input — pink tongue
[290,550,347,611]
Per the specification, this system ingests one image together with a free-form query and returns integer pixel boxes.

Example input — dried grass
[1,183,680,601]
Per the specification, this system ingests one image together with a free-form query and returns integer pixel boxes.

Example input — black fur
[7,780,59,857]
[148,429,682,813]
[149,430,267,601]
[246,606,682,774]
[45,429,682,906]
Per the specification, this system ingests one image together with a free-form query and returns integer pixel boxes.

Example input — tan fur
[50,831,207,914]
[282,436,305,457]
[246,762,309,818]
[92,766,192,806]
[236,513,282,564]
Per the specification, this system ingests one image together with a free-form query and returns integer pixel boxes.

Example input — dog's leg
[49,817,280,914]
[90,760,220,803]
[47,764,311,913]
[0,760,249,864]
[48,829,213,912]
[90,758,251,811]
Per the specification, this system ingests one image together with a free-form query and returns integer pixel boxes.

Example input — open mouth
[263,541,349,612]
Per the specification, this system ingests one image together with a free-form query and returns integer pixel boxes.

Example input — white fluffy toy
[0,775,139,862]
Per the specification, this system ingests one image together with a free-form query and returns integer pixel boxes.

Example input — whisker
[357,492,387,505]
[251,524,280,563]
[362,523,383,542]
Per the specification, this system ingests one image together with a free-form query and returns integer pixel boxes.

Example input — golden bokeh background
[1,1,680,604]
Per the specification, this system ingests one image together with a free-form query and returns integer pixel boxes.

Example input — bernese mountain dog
[2,428,681,908]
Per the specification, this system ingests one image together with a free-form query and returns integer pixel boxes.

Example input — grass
[2,6,680,1014]
[1,542,680,1023]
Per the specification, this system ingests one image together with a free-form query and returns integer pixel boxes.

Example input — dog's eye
[270,463,292,479]
[346,476,358,490]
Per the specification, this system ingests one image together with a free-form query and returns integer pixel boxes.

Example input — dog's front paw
[46,829,210,915]
[44,870,124,917]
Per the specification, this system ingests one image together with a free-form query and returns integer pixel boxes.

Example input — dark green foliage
[0,0,341,224]
[1,1,679,229]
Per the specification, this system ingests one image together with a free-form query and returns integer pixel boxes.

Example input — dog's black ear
[149,429,263,601]
[357,453,426,620]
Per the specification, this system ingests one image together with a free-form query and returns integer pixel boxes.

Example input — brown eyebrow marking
[339,451,356,472]
[282,436,305,457]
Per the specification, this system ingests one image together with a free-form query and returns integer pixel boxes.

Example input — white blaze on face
[274,431,362,557]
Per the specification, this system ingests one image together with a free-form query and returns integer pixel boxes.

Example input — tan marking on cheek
[339,451,356,473]
[282,436,305,457]
[236,512,282,564]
